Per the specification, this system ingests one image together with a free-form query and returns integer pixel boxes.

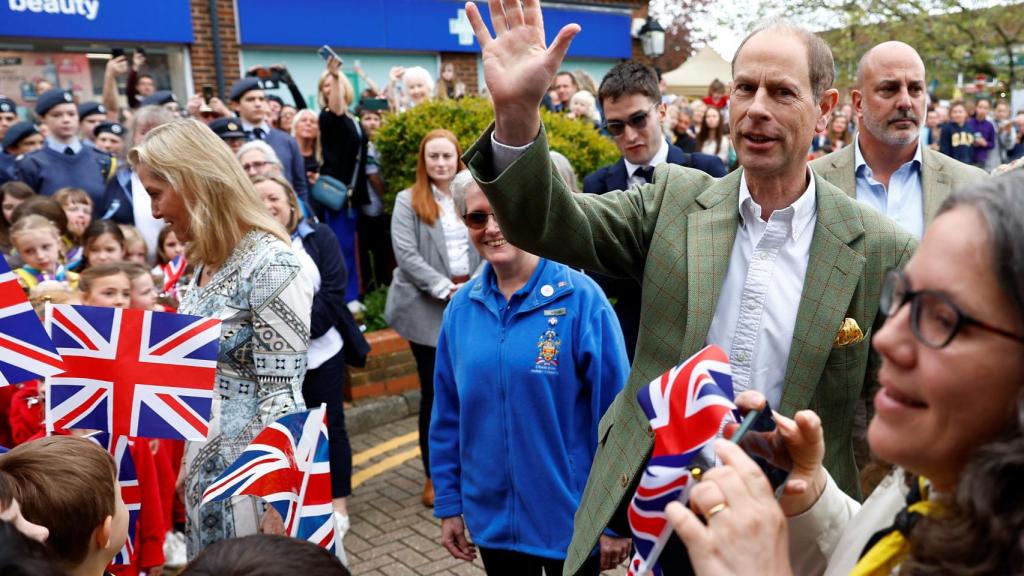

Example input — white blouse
[434,185,470,277]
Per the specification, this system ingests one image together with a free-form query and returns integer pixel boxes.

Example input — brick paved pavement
[345,416,627,576]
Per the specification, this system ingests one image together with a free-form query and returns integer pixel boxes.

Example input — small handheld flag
[202,405,336,551]
[627,345,736,576]
[0,258,63,386]
[44,304,220,440]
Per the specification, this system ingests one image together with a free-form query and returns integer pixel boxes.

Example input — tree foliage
[373,97,620,212]
[706,0,1023,94]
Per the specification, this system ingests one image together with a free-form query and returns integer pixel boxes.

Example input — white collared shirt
[705,170,818,408]
[240,119,273,139]
[434,185,470,277]
[46,136,82,154]
[624,138,670,188]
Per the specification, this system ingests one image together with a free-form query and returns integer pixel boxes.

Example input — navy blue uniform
[15,145,114,206]
[582,143,727,361]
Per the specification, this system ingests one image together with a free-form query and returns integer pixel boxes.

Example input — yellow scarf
[849,476,941,576]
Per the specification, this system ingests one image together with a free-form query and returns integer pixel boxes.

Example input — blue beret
[2,121,39,150]
[78,101,107,119]
[229,77,265,102]
[0,97,15,114]
[94,121,125,138]
[35,88,75,116]
[266,94,284,106]
[141,90,177,107]
[208,117,245,139]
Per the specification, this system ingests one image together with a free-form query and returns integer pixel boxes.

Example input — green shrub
[373,97,619,212]
[360,285,389,332]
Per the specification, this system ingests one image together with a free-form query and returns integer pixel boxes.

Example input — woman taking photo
[291,109,321,190]
[130,119,312,559]
[252,173,358,564]
[316,55,364,304]
[385,129,480,508]
[430,171,630,575]
[668,173,1024,575]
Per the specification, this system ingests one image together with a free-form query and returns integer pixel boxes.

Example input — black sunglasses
[602,104,658,137]
[462,211,496,230]
[880,268,1024,348]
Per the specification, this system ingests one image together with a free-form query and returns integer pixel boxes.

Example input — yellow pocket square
[834,318,864,347]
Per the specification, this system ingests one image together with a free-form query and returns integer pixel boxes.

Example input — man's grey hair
[732,18,835,102]
[451,169,477,217]
[236,139,282,167]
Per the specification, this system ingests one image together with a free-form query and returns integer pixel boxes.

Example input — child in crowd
[82,220,126,270]
[10,215,77,291]
[153,224,188,305]
[119,262,161,311]
[78,262,132,308]
[0,181,35,264]
[940,100,975,164]
[120,225,149,266]
[180,534,350,576]
[0,436,129,576]
[52,187,92,271]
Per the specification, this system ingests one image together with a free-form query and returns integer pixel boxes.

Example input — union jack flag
[0,258,64,386]
[202,405,336,552]
[44,304,220,440]
[161,253,187,294]
[85,432,141,566]
[627,345,736,576]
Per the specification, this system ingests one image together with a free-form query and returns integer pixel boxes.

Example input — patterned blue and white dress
[180,230,312,558]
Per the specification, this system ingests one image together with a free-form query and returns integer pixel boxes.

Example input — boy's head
[35,89,79,142]
[0,436,127,571]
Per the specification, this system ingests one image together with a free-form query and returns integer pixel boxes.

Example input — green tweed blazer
[810,143,989,226]
[466,127,917,576]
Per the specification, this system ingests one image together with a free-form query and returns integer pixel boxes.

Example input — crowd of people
[0,0,1023,574]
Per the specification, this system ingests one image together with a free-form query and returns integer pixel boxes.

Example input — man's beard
[863,108,919,147]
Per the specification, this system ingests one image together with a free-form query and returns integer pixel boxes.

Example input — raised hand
[465,0,580,145]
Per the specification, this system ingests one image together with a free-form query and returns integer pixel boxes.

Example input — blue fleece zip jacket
[430,257,628,559]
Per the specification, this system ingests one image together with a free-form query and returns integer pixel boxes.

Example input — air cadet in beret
[227,77,308,202]
[93,121,126,157]
[0,96,17,142]
[141,90,181,117]
[0,122,42,183]
[209,117,246,154]
[16,88,114,205]
[77,101,107,144]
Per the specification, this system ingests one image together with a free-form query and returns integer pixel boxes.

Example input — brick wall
[189,0,241,98]
[439,52,480,96]
[348,329,420,401]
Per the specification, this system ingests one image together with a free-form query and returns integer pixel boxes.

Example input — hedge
[373,97,620,212]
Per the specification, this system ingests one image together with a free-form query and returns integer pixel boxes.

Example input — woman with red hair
[384,129,481,507]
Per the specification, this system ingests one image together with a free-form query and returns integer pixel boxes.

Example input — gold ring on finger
[706,502,728,518]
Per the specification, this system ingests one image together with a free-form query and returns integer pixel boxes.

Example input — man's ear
[851,89,864,121]
[816,88,840,133]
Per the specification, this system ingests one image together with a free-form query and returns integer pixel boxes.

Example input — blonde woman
[129,118,313,559]
[568,90,601,128]
[291,108,321,188]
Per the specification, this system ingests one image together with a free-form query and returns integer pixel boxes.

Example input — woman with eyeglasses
[384,129,481,508]
[429,170,629,575]
[665,172,1024,575]
[236,140,283,179]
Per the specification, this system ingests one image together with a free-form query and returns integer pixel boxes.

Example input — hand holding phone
[318,45,342,66]
[729,403,793,498]
[202,85,214,104]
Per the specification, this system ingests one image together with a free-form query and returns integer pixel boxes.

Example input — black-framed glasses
[462,211,496,230]
[602,104,658,137]
[880,268,1024,348]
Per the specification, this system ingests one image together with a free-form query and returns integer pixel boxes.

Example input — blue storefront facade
[0,0,194,113]
[0,1,639,114]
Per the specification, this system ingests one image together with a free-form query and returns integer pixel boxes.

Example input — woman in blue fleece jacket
[429,171,629,576]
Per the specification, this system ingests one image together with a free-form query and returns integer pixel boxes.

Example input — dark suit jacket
[582,144,727,360]
[299,220,370,367]
[263,127,310,203]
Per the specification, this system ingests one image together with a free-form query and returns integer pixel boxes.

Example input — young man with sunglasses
[461,2,917,574]
[583,61,727,361]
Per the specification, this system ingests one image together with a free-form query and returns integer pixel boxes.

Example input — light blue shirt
[854,137,924,239]
[45,136,82,155]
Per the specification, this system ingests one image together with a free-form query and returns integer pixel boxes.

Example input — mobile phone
[111,47,125,59]
[730,403,793,498]
[202,85,214,103]
[318,45,342,66]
